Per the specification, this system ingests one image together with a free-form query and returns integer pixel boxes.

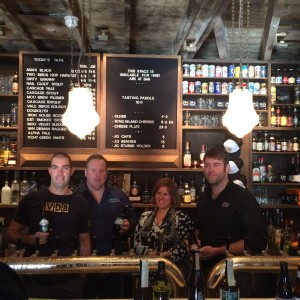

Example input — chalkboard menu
[104,55,179,150]
[22,52,99,148]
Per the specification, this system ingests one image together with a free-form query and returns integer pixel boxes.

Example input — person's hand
[120,219,130,233]
[34,232,49,245]
[199,246,218,260]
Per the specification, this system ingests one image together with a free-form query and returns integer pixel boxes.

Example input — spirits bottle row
[0,70,18,95]
[183,141,207,169]
[271,85,300,105]
[0,136,17,167]
[0,103,18,127]
[270,106,299,127]
[252,132,299,152]
[271,67,300,85]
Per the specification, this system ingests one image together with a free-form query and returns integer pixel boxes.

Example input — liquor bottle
[293,263,300,300]
[281,107,287,127]
[219,259,239,300]
[294,108,299,127]
[152,261,170,300]
[199,143,207,168]
[187,249,205,300]
[11,171,20,204]
[269,134,276,152]
[256,132,264,151]
[293,137,299,152]
[276,261,293,300]
[177,175,185,201]
[129,180,141,202]
[2,143,11,166]
[281,135,288,152]
[7,141,17,166]
[288,156,296,182]
[252,161,260,182]
[141,182,151,204]
[190,175,196,203]
[263,131,269,152]
[275,107,281,127]
[287,107,293,127]
[134,260,151,300]
[20,171,30,199]
[12,69,19,95]
[292,154,300,183]
[258,157,266,183]
[271,106,276,127]
[266,165,276,183]
[1,180,11,204]
[183,141,192,168]
[252,133,257,151]
[29,171,38,193]
[183,182,191,204]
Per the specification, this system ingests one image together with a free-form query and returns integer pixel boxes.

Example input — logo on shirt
[109,197,121,203]
[44,202,69,213]
[221,201,230,208]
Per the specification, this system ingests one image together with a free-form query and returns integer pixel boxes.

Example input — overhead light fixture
[222,0,258,138]
[62,1,100,139]
[96,25,109,41]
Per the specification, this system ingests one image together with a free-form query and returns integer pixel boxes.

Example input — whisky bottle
[153,261,170,300]
[183,182,192,204]
[190,175,196,203]
[183,141,192,168]
[199,143,207,168]
[129,180,141,202]
[141,182,151,204]
[12,69,19,95]
[134,259,151,300]
[219,259,239,300]
[187,249,205,300]
[276,261,292,300]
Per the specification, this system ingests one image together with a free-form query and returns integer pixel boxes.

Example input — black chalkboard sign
[21,52,99,148]
[104,55,179,150]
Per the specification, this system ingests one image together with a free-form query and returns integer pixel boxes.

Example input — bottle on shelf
[274,209,282,254]
[268,134,276,152]
[294,107,299,127]
[276,261,293,300]
[2,143,11,166]
[189,175,196,203]
[7,141,17,166]
[183,182,192,204]
[187,249,205,300]
[280,107,287,127]
[293,136,299,152]
[20,171,30,199]
[252,161,260,183]
[1,180,11,204]
[286,107,293,127]
[152,261,170,300]
[11,170,20,205]
[263,131,269,152]
[293,263,300,300]
[177,175,184,201]
[275,107,281,127]
[266,165,276,183]
[141,182,151,204]
[256,132,264,151]
[199,143,207,168]
[252,133,257,151]
[129,180,141,202]
[270,106,276,127]
[134,259,151,300]
[29,171,38,193]
[183,141,192,168]
[291,154,300,183]
[219,259,239,300]
[12,69,19,95]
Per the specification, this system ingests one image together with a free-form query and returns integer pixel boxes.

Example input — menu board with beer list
[105,55,179,150]
[22,52,98,148]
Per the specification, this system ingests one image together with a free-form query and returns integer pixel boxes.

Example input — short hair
[50,152,72,168]
[86,154,107,167]
[151,177,181,208]
[204,146,230,166]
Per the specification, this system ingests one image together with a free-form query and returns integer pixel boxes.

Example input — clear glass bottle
[11,171,20,205]
[1,180,11,204]
[183,141,192,168]
[20,171,30,199]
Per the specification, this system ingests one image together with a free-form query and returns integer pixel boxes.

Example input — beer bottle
[219,259,239,300]
[153,261,170,300]
[187,249,205,300]
[276,261,292,300]
[293,263,300,300]
[134,259,151,300]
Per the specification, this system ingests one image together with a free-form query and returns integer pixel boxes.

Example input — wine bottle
[153,261,170,300]
[187,249,205,300]
[219,259,239,300]
[134,259,151,300]
[276,261,292,300]
[183,141,192,168]
[293,263,300,300]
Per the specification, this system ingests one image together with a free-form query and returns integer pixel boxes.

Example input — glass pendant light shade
[62,87,100,139]
[222,88,259,138]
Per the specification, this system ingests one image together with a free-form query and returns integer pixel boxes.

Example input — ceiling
[0,0,300,61]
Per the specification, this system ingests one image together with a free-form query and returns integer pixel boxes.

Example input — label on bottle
[220,289,239,300]
[140,260,149,288]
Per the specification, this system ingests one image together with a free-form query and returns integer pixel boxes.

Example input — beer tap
[51,235,59,257]
[261,235,269,256]
[243,236,251,256]
[110,235,116,256]
[127,237,135,256]
[91,235,97,256]
[15,237,22,257]
[279,235,285,256]
[31,237,40,257]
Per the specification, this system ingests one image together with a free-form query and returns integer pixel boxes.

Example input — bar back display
[101,54,181,167]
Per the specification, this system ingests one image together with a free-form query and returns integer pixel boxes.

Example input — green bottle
[152,261,170,300]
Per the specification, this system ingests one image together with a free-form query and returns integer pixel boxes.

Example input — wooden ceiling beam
[259,0,286,60]
[0,0,46,51]
[214,18,228,60]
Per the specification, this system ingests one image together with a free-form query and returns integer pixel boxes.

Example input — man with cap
[194,146,267,276]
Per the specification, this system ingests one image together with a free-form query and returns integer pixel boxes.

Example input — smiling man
[6,152,91,299]
[195,146,267,273]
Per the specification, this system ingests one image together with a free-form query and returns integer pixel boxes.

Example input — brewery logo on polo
[221,201,230,208]
[44,202,69,213]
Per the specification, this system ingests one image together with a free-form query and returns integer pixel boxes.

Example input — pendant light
[62,0,100,139]
[222,0,258,138]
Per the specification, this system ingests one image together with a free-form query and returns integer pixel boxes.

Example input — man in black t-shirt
[6,152,91,299]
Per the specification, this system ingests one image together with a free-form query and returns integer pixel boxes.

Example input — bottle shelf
[260,204,300,209]
[252,151,299,155]
[0,126,17,130]
[252,182,300,186]
[253,127,300,131]
[182,126,225,130]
